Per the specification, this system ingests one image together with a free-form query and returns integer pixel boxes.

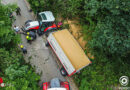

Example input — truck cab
[43,78,69,90]
[38,11,55,23]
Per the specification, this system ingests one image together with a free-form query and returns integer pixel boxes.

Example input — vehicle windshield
[41,13,47,20]
[39,21,42,26]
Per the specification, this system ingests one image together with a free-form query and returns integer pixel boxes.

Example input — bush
[0,2,40,90]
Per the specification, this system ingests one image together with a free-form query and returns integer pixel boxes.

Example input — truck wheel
[45,42,49,47]
[60,67,67,76]
[45,33,48,37]
[37,29,43,36]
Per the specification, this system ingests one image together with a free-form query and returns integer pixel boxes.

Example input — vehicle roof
[39,11,55,22]
[29,21,39,26]
[53,29,91,71]
[48,88,66,90]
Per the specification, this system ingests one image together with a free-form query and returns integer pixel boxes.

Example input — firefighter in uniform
[26,35,32,44]
[27,31,36,40]
[16,7,21,15]
[20,45,27,54]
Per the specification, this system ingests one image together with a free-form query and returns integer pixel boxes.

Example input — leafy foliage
[84,0,130,57]
[5,64,40,90]
[0,3,20,49]
[0,2,40,90]
[0,49,40,90]
[81,0,130,89]
[28,0,84,18]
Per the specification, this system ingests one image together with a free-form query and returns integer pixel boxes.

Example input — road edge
[23,0,36,20]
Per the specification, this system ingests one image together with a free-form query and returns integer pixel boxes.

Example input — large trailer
[47,29,91,76]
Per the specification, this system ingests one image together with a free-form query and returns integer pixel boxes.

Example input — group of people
[12,6,37,54]
[10,7,36,54]
[26,31,37,44]
[18,31,37,54]
[13,24,37,54]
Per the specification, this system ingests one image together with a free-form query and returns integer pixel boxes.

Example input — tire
[34,35,37,39]
[45,30,52,37]
[40,82,43,90]
[60,67,67,76]
[25,20,32,25]
[37,30,42,36]
[45,41,49,47]
[45,33,48,37]
[69,85,71,90]
[27,29,36,33]
[32,30,37,33]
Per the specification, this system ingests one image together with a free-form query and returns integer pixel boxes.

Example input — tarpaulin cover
[53,29,91,70]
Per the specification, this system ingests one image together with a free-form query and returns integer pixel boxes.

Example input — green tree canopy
[0,2,40,90]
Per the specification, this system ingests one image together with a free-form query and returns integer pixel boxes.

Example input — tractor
[22,11,61,35]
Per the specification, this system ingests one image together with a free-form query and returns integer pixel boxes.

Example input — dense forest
[0,2,40,90]
[28,0,130,89]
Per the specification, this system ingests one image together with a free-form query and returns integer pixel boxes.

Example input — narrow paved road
[18,0,65,84]
[2,0,78,90]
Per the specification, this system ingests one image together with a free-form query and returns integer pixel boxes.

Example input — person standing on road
[13,25,20,34]
[20,45,27,54]
[16,7,21,15]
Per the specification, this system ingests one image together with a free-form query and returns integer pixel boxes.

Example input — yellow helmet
[27,32,30,35]
[26,36,29,39]
[20,45,23,48]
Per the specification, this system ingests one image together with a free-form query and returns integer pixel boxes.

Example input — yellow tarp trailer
[47,29,91,76]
